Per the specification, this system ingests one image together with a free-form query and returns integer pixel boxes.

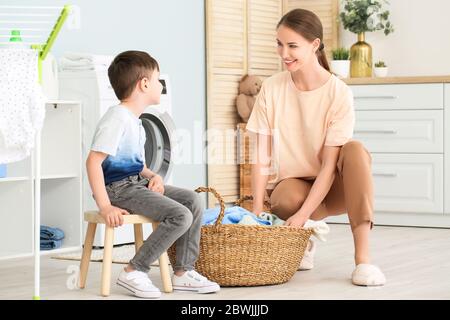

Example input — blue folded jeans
[40,225,65,240]
[40,239,62,250]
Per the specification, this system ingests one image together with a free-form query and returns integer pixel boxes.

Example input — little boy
[86,50,220,298]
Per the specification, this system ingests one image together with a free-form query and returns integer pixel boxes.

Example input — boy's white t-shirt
[91,105,146,185]
[246,71,355,189]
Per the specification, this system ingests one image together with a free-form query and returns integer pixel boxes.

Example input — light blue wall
[11,0,207,190]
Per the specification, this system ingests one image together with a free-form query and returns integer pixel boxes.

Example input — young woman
[246,8,386,286]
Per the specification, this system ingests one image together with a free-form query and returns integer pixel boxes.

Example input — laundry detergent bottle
[6,29,28,49]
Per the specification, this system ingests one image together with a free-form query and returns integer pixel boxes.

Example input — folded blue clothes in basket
[202,206,272,226]
[40,239,63,250]
[40,225,65,240]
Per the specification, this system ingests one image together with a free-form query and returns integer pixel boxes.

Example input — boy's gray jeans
[105,174,203,273]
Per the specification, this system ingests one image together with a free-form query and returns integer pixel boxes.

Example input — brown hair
[277,8,330,71]
[108,50,160,100]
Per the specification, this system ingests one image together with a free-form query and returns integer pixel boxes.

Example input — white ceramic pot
[374,67,388,77]
[330,60,350,78]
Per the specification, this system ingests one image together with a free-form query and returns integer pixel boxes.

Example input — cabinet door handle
[354,129,398,134]
[354,95,398,99]
[372,172,398,177]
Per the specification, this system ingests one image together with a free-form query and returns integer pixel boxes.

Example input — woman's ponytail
[316,44,330,71]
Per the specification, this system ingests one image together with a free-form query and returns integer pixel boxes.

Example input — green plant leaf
[332,47,350,60]
[340,0,394,35]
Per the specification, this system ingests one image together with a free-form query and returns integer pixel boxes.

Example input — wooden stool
[79,211,173,296]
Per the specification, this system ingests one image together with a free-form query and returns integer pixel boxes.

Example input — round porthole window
[140,111,174,182]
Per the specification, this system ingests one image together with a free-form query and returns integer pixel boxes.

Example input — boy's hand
[99,205,130,228]
[147,174,165,194]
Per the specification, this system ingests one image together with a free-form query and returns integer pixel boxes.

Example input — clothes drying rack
[0,4,79,300]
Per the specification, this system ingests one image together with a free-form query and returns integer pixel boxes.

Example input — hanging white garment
[0,49,45,164]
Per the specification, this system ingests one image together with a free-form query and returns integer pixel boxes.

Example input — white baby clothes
[0,49,45,164]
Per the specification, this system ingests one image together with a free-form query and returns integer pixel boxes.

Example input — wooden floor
[1,224,450,300]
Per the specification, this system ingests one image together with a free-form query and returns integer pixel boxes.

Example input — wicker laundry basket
[167,187,313,287]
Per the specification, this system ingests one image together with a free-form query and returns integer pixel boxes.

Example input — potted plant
[330,47,350,78]
[374,60,388,77]
[339,0,394,77]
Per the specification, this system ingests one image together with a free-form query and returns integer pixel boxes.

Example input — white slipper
[351,264,386,286]
[298,240,315,271]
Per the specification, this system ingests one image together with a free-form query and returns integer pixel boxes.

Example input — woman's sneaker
[172,270,220,293]
[298,240,315,271]
[117,269,161,299]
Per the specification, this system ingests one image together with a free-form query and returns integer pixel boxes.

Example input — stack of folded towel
[59,52,114,72]
[40,225,65,250]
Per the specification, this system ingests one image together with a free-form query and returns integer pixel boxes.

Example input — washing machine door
[140,109,175,182]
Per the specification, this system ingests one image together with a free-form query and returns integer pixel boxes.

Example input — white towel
[58,57,95,71]
[59,52,113,71]
[0,49,45,164]
[304,219,330,242]
[63,52,113,65]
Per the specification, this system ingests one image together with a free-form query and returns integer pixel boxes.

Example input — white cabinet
[354,110,443,153]
[371,154,443,214]
[328,79,450,228]
[0,101,82,259]
[351,83,443,110]
[445,84,450,216]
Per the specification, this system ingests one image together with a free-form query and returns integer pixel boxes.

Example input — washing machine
[141,75,175,185]
[59,69,175,247]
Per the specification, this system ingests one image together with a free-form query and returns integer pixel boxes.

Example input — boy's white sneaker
[117,269,161,299]
[298,240,315,271]
[172,270,220,294]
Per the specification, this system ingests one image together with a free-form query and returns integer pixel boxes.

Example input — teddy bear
[236,74,262,122]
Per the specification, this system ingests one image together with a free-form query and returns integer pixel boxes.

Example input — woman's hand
[252,208,264,217]
[284,212,309,228]
[148,174,165,194]
[252,200,266,216]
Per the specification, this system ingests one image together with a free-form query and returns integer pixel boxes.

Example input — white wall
[9,0,206,189]
[340,0,450,76]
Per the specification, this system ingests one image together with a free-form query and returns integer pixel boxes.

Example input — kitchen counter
[343,75,450,85]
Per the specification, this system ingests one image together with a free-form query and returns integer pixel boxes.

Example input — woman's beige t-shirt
[246,71,354,189]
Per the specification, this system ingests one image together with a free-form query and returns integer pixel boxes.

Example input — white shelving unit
[0,101,82,259]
